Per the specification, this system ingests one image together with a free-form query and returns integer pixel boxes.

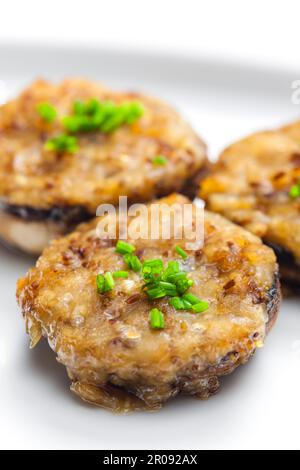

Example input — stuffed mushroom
[0,79,207,254]
[17,194,280,412]
[200,120,300,287]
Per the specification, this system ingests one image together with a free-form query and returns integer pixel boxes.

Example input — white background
[0,0,300,71]
[1,0,300,452]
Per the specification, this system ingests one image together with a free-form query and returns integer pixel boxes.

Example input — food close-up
[17,194,280,412]
[1,8,300,450]
[200,121,300,288]
[0,79,207,255]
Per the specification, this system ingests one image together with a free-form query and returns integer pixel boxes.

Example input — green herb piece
[149,308,165,329]
[146,287,166,299]
[152,155,167,166]
[142,259,164,280]
[96,272,115,294]
[191,300,210,313]
[169,297,192,310]
[182,292,202,305]
[115,240,135,255]
[124,102,144,124]
[175,278,194,295]
[113,270,129,279]
[96,274,106,294]
[37,102,57,123]
[158,281,178,296]
[44,134,78,153]
[161,261,180,281]
[175,245,188,260]
[73,100,87,115]
[62,115,89,133]
[289,184,300,199]
[104,272,115,291]
[73,98,101,116]
[124,254,142,272]
[62,99,144,135]
[165,272,187,283]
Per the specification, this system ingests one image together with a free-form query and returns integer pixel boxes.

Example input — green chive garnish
[115,240,136,255]
[124,254,142,272]
[182,293,202,305]
[152,155,167,166]
[96,274,106,294]
[37,102,57,123]
[44,134,78,153]
[175,245,188,260]
[289,184,300,199]
[149,308,165,329]
[175,278,194,295]
[124,102,144,124]
[158,281,178,296]
[104,272,115,291]
[142,259,164,278]
[113,270,129,279]
[62,99,144,135]
[191,301,210,313]
[169,297,192,310]
[146,287,166,299]
[96,272,115,294]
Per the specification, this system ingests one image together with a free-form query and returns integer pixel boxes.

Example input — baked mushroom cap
[0,79,207,254]
[200,121,300,286]
[17,194,280,413]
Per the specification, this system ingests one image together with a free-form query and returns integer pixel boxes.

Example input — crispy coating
[200,121,300,284]
[0,79,207,212]
[17,195,280,412]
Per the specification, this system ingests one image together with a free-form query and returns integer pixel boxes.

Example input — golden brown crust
[0,79,207,213]
[17,194,280,412]
[200,121,300,283]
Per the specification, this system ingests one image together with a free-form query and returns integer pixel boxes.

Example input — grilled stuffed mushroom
[200,121,300,287]
[17,195,280,413]
[0,79,207,254]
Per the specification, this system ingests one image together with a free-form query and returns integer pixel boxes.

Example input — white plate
[0,44,299,451]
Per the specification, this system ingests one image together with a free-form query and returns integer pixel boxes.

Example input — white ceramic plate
[0,44,299,451]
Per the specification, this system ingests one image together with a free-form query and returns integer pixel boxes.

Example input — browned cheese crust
[200,121,300,285]
[17,195,280,413]
[0,79,207,212]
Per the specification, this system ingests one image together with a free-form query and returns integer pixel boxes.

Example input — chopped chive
[115,240,136,255]
[113,270,129,279]
[44,134,78,153]
[182,299,193,309]
[182,293,201,305]
[152,155,167,166]
[175,245,189,260]
[165,272,187,282]
[191,300,209,313]
[37,102,57,123]
[125,102,144,124]
[169,297,186,310]
[162,261,180,281]
[62,115,85,133]
[289,184,300,199]
[176,278,194,295]
[149,308,165,329]
[96,272,115,294]
[158,281,178,296]
[146,287,166,299]
[61,99,144,135]
[104,272,115,291]
[96,274,106,294]
[73,100,86,115]
[124,254,142,272]
[143,259,164,269]
[142,259,164,278]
